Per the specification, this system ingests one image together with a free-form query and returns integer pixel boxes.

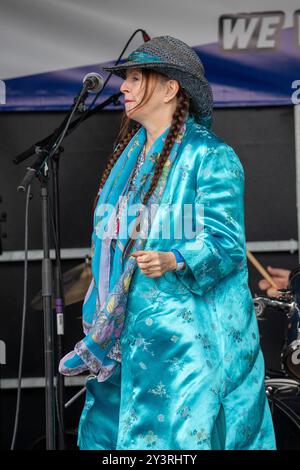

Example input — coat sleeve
[174,142,246,296]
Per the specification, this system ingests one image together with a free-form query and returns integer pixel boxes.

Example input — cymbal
[31,257,93,310]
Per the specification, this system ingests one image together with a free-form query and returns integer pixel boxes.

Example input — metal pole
[52,153,66,450]
[41,179,56,449]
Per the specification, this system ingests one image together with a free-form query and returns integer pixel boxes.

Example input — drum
[255,300,290,374]
[254,293,300,378]
[265,377,300,450]
[282,330,300,381]
[282,268,300,380]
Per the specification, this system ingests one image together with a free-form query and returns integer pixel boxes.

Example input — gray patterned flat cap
[102,35,213,127]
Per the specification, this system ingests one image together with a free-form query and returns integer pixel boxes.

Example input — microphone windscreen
[142,31,151,42]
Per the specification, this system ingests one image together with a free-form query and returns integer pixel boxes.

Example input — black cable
[10,185,31,450]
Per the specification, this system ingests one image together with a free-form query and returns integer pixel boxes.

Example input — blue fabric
[76,115,276,449]
[127,51,164,64]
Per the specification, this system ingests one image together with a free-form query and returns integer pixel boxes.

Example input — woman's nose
[120,80,129,93]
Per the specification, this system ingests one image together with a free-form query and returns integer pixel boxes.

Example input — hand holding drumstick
[246,250,291,298]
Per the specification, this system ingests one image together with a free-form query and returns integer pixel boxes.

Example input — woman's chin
[125,110,140,122]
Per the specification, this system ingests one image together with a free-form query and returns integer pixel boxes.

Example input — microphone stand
[12,25,148,166]
[13,92,122,166]
[16,83,121,449]
[40,168,55,450]
[51,146,66,450]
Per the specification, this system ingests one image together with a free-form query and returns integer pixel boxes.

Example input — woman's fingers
[141,268,161,277]
[132,251,172,277]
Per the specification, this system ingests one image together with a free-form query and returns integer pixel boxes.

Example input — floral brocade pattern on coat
[77,116,276,450]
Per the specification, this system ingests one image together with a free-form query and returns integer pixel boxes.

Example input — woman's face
[120,68,171,123]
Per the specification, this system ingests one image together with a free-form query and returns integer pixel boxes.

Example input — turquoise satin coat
[77,116,276,450]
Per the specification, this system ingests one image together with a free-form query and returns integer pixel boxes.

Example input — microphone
[142,30,151,42]
[82,72,104,93]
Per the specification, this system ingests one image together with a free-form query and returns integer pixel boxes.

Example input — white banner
[0,0,299,109]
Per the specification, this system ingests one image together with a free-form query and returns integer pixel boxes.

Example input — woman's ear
[164,80,180,103]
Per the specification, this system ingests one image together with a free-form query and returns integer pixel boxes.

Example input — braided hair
[92,121,141,210]
[93,69,190,262]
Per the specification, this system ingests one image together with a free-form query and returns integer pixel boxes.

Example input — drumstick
[246,250,278,289]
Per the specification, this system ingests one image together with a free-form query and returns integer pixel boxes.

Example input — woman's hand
[258,266,291,298]
[130,250,177,278]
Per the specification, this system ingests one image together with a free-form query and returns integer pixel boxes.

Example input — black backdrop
[0,105,299,449]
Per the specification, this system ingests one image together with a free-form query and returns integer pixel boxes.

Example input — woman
[59,36,276,450]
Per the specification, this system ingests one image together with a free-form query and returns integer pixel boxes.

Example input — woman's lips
[125,100,134,103]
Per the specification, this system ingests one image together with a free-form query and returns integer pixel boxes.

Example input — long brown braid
[92,121,141,210]
[121,86,190,263]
